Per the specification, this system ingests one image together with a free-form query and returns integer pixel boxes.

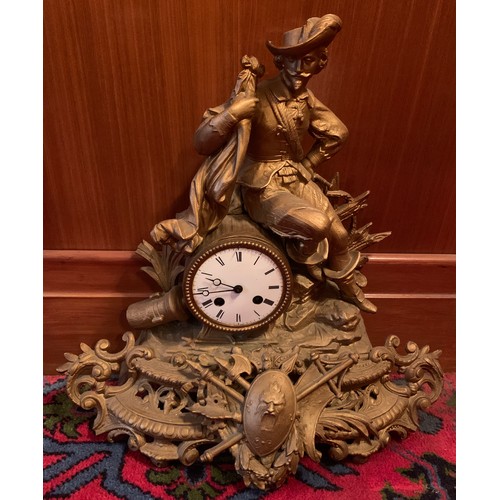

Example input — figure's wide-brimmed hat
[266,14,342,56]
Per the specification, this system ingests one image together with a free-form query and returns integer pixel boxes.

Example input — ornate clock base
[59,311,443,490]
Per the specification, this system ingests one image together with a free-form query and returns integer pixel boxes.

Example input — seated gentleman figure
[193,15,375,313]
[152,14,376,314]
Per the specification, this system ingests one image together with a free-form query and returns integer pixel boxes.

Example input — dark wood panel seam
[43,250,456,265]
[43,292,455,300]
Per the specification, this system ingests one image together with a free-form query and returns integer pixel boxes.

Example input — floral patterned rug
[43,374,455,499]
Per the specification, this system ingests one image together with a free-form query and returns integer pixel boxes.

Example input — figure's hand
[228,94,259,121]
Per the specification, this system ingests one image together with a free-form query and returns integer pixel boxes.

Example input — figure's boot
[323,251,377,314]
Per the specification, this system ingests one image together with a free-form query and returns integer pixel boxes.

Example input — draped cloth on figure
[151,56,264,254]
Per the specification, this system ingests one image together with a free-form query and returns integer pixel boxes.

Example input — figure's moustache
[285,70,312,79]
[283,70,312,90]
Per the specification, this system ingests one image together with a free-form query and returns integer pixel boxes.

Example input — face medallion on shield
[243,370,297,457]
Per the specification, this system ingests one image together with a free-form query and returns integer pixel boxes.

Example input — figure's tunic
[194,75,349,254]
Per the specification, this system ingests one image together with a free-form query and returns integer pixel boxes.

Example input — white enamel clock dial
[183,238,292,332]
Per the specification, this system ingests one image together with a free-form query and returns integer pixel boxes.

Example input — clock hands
[194,279,244,297]
[193,288,238,296]
[204,278,244,295]
[206,278,242,292]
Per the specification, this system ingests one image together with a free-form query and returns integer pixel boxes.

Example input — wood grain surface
[43,250,455,296]
[43,250,455,373]
[43,1,455,373]
[44,0,455,253]
[44,295,455,374]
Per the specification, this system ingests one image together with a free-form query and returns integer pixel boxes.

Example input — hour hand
[206,278,237,290]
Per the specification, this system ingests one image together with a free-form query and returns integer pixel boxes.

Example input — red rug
[43,373,456,499]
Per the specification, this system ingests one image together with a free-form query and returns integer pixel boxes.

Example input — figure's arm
[302,93,349,173]
[194,95,259,156]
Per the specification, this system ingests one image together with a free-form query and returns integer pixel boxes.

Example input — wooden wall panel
[44,0,455,253]
[44,1,455,374]
[43,251,455,373]
[44,251,455,297]
[44,295,455,374]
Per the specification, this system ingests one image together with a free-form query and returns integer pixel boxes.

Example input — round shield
[243,370,296,457]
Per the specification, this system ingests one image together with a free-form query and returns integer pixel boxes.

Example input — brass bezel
[183,236,293,333]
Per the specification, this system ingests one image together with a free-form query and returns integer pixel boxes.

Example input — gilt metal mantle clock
[59,14,444,491]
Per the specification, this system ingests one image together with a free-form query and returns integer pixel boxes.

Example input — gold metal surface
[59,14,443,490]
